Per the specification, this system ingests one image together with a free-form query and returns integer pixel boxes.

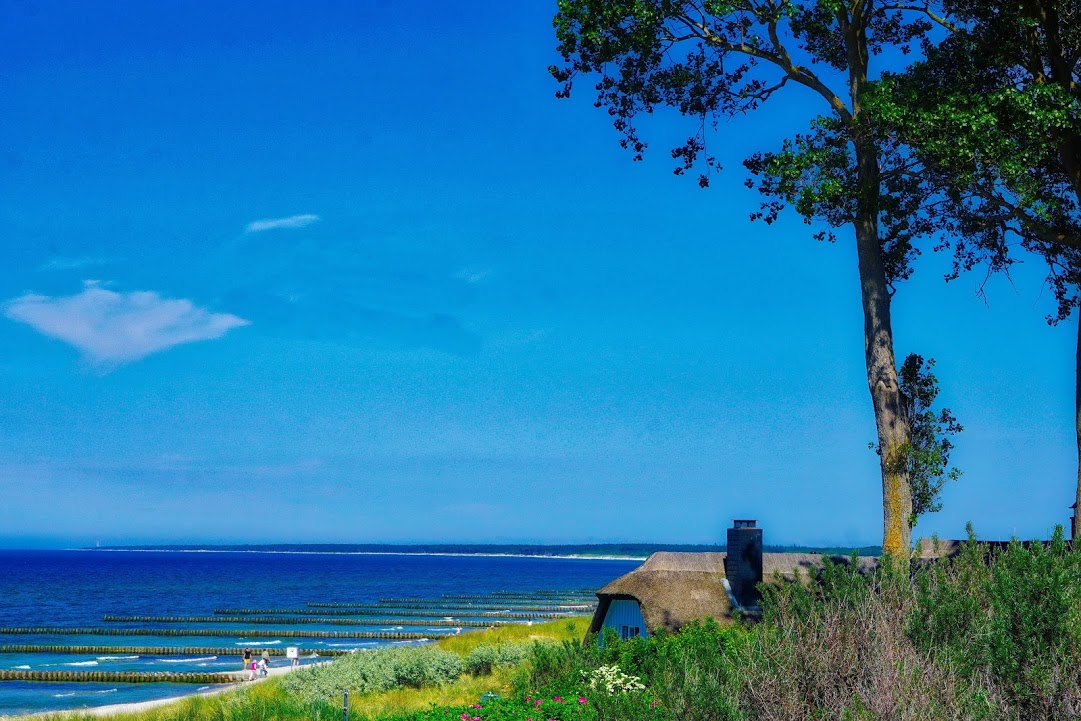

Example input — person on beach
[242,648,252,669]
[258,656,268,677]
[248,659,258,681]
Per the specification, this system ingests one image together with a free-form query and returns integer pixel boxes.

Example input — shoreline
[4,661,325,720]
[65,549,649,561]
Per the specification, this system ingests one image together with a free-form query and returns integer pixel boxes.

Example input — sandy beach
[5,661,322,720]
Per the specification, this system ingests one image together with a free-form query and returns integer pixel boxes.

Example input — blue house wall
[600,598,648,642]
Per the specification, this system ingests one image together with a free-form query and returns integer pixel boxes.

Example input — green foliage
[521,620,746,721]
[379,690,664,721]
[870,354,963,527]
[463,643,531,676]
[754,527,1081,718]
[907,525,1081,715]
[281,645,465,705]
[759,551,877,626]
[866,0,1081,321]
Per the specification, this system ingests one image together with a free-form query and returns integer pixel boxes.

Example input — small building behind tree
[588,520,876,641]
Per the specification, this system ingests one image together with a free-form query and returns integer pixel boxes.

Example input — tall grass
[432,617,588,655]
[510,532,1081,721]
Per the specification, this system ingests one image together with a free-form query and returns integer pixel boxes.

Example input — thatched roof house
[587,549,879,639]
[587,552,734,637]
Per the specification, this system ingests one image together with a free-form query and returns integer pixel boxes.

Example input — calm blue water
[0,550,637,716]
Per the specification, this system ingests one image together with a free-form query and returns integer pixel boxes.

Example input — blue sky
[0,1,1070,548]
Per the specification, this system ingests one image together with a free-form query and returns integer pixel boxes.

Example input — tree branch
[674,10,854,125]
[874,2,961,33]
[972,183,1081,251]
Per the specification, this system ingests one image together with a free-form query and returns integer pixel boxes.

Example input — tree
[867,0,1081,535]
[872,354,963,528]
[550,0,954,556]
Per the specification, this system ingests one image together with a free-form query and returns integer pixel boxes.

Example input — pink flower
[460,714,470,720]
[577,697,587,704]
[650,700,658,708]
[471,705,482,709]
[553,696,564,703]
[525,696,532,702]
[535,700,542,707]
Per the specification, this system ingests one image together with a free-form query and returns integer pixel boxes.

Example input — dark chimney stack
[726,519,763,606]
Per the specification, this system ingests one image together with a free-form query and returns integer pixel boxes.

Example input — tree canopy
[551,0,962,556]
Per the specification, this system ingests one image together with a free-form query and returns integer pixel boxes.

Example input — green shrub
[515,620,745,721]
[748,563,980,720]
[464,642,531,676]
[380,690,666,721]
[281,645,464,705]
[906,525,1081,717]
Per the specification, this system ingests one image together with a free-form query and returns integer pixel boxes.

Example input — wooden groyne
[0,628,448,640]
[425,593,595,602]
[102,616,504,628]
[0,645,352,657]
[309,601,590,611]
[213,607,570,618]
[488,589,595,595]
[0,669,241,684]
[380,596,595,604]
[303,602,591,612]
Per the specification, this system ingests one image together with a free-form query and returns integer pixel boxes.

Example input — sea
[0,549,639,717]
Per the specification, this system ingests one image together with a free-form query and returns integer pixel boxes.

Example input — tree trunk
[844,5,914,558]
[1074,313,1081,540]
[853,141,913,558]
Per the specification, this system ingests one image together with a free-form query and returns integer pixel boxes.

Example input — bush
[906,526,1081,718]
[381,690,666,721]
[744,556,983,721]
[517,620,745,721]
[281,645,464,705]
[464,643,531,676]
[744,530,1081,720]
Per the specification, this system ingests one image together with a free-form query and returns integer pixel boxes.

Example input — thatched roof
[914,537,1073,560]
[587,551,880,636]
[588,552,733,634]
[914,538,965,560]
[762,552,878,582]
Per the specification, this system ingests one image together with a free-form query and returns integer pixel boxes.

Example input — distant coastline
[81,542,883,559]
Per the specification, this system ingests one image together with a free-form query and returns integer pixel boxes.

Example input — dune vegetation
[37,618,589,721]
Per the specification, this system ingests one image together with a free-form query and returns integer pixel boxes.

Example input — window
[620,625,640,640]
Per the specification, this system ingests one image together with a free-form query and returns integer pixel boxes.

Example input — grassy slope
[39,617,591,721]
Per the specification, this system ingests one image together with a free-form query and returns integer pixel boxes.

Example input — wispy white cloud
[455,266,491,284]
[4,281,249,364]
[40,256,118,271]
[244,214,321,233]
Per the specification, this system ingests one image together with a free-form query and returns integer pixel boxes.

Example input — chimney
[726,519,763,606]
